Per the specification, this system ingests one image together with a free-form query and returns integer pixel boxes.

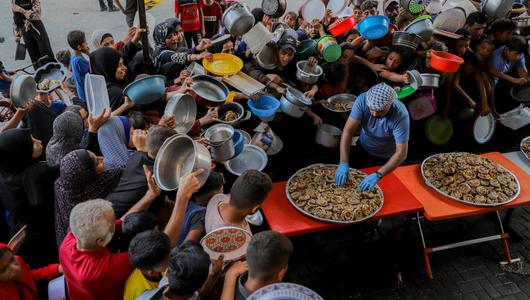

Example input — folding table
[394,152,530,279]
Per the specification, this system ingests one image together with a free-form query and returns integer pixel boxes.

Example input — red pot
[429,51,464,73]
[329,16,357,37]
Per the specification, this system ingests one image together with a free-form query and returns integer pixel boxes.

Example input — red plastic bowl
[430,51,464,73]
[329,16,357,37]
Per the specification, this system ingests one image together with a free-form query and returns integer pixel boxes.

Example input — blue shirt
[349,93,410,159]
[50,100,67,115]
[490,46,526,86]
[70,54,90,101]
[0,66,11,91]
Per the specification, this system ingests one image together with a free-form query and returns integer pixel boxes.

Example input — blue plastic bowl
[358,16,390,40]
[247,96,280,122]
[232,131,244,158]
[123,75,166,105]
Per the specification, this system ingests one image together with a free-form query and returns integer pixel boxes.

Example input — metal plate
[200,226,252,261]
[285,164,384,224]
[473,113,495,144]
[325,94,356,113]
[420,153,521,207]
[225,144,268,176]
[520,137,530,160]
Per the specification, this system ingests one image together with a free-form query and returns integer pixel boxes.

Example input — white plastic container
[84,74,110,116]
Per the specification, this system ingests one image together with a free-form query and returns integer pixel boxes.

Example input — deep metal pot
[164,93,197,134]
[10,74,36,108]
[482,0,514,18]
[315,124,342,148]
[154,135,211,191]
[261,0,286,18]
[296,60,323,85]
[204,124,235,161]
[392,31,423,52]
[280,95,307,118]
[222,2,255,36]
[255,44,278,70]
[420,73,440,89]
[210,102,251,127]
[191,75,229,107]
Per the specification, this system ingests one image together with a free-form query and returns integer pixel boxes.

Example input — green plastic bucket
[317,35,342,62]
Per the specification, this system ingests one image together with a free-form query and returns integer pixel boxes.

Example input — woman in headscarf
[152,21,211,80]
[45,111,84,167]
[91,28,143,69]
[0,129,58,266]
[54,149,121,247]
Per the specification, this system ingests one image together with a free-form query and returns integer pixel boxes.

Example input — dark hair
[361,0,378,10]
[251,8,265,26]
[167,241,210,295]
[122,211,158,239]
[506,36,527,53]
[322,61,347,83]
[56,50,72,66]
[465,12,487,25]
[72,98,88,111]
[340,42,356,53]
[490,19,516,34]
[247,231,293,281]
[230,170,272,209]
[64,105,83,115]
[67,30,86,51]
[462,51,482,68]
[193,171,224,202]
[128,111,149,130]
[339,29,360,43]
[479,38,494,46]
[147,125,176,158]
[128,230,170,270]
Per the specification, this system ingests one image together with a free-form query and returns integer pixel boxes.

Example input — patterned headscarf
[54,149,122,247]
[46,111,84,167]
[153,21,175,49]
[97,116,130,169]
[366,83,396,111]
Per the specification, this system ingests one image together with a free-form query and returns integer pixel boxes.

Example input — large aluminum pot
[204,124,235,161]
[222,2,255,36]
[420,73,440,89]
[392,31,423,52]
[10,74,36,108]
[280,95,307,118]
[154,135,211,191]
[191,75,229,107]
[262,0,286,18]
[255,44,278,70]
[296,60,323,85]
[164,93,197,134]
[482,0,514,19]
[211,102,251,127]
[315,124,342,148]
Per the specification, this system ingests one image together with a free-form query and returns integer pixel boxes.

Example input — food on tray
[38,79,60,90]
[422,152,519,206]
[521,137,530,158]
[222,110,238,122]
[328,101,353,112]
[287,165,383,222]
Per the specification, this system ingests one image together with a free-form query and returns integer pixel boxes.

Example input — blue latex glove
[359,173,381,192]
[335,162,349,185]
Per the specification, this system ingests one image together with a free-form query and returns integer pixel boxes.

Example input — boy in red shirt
[174,0,205,47]
[202,0,222,39]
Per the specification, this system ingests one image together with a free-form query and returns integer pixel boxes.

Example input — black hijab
[89,47,127,110]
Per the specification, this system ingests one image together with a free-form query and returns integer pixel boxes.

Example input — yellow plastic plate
[203,54,244,76]
[145,0,161,10]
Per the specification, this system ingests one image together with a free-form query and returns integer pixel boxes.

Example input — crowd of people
[1,0,530,299]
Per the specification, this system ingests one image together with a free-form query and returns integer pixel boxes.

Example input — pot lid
[473,113,496,144]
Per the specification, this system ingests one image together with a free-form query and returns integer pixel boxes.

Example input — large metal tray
[285,163,384,224]
[520,137,530,161]
[420,153,521,207]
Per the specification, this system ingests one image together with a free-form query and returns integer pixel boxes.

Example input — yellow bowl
[202,53,243,76]
[145,0,161,10]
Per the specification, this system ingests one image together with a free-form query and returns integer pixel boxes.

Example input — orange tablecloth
[262,167,424,236]
[394,152,530,221]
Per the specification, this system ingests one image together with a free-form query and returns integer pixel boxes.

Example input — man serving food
[335,83,410,192]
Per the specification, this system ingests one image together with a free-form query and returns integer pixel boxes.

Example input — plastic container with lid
[84,74,110,116]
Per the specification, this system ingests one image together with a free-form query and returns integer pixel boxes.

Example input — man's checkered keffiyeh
[366,83,396,111]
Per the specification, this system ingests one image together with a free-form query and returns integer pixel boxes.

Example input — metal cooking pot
[10,74,36,108]
[296,60,323,85]
[285,85,312,106]
[154,135,211,191]
[315,124,342,148]
[404,16,434,42]
[482,0,514,18]
[222,2,255,37]
[211,102,252,127]
[420,73,440,89]
[191,75,229,107]
[256,44,278,70]
[392,31,423,52]
[407,70,423,89]
[261,0,286,18]
[280,95,307,118]
[204,124,235,161]
[164,93,197,134]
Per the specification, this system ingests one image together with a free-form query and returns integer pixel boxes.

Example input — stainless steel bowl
[407,70,423,89]
[10,74,36,108]
[191,75,229,107]
[295,60,323,85]
[315,124,342,148]
[164,93,197,134]
[222,2,255,36]
[154,134,211,191]
[225,144,268,176]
